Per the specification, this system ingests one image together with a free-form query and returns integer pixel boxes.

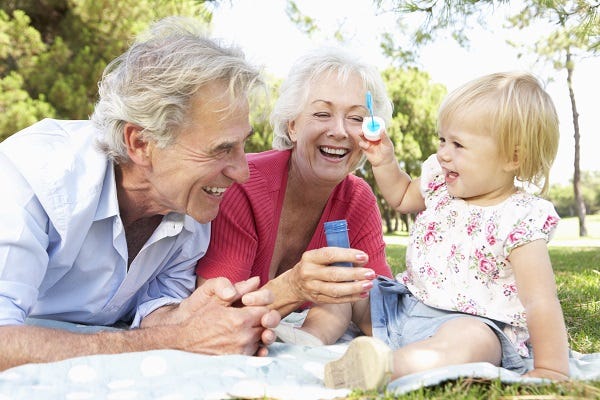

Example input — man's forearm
[0,324,175,371]
[140,303,180,328]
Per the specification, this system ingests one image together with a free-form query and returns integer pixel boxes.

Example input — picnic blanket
[1,318,599,399]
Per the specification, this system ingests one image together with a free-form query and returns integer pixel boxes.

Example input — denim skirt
[370,276,527,373]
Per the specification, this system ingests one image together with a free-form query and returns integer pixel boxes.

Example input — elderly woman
[196,47,393,344]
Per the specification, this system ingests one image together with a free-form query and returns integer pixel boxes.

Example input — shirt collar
[94,162,119,221]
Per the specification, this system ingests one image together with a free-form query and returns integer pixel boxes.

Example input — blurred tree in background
[2,0,597,229]
[0,0,212,140]
[378,0,599,234]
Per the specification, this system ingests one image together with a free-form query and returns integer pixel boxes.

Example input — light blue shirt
[0,119,210,328]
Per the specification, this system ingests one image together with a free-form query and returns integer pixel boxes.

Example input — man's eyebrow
[213,128,254,152]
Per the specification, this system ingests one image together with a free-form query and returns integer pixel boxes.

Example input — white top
[400,155,559,356]
[0,119,210,328]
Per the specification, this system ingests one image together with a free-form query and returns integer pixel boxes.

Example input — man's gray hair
[92,16,263,164]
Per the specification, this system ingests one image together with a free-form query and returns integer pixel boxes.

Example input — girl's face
[287,73,367,186]
[436,122,518,206]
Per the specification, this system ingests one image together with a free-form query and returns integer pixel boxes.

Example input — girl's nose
[437,144,451,161]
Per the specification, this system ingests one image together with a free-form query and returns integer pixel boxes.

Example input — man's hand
[174,276,280,356]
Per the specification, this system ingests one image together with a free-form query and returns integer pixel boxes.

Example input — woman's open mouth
[319,146,349,159]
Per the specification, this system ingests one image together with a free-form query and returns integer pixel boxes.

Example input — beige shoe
[324,336,393,391]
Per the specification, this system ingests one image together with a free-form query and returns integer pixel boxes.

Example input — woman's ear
[123,123,152,166]
[287,120,297,142]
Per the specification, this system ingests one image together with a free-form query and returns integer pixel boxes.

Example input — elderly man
[0,17,279,371]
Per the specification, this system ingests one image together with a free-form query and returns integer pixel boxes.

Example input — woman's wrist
[264,268,305,316]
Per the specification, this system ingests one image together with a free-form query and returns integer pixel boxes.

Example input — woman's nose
[326,117,348,138]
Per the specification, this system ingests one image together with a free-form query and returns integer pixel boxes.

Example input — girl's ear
[504,146,520,172]
[123,123,152,166]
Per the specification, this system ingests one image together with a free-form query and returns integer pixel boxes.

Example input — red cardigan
[196,149,392,286]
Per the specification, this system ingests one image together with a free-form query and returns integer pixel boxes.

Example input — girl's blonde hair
[437,72,559,195]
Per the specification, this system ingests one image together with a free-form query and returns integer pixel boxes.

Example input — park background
[1,0,598,238]
[0,2,598,398]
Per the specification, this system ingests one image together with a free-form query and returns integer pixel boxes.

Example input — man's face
[145,82,252,223]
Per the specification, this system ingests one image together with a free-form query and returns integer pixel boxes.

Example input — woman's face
[288,73,367,186]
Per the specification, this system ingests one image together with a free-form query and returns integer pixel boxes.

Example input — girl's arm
[510,239,570,380]
[359,132,424,214]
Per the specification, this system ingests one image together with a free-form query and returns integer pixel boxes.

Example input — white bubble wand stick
[362,91,385,142]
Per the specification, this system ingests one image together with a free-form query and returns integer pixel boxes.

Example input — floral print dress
[399,155,560,356]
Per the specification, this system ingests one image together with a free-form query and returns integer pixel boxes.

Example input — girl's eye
[453,142,463,148]
[438,137,446,144]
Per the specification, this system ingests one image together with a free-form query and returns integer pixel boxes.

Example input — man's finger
[197,277,238,305]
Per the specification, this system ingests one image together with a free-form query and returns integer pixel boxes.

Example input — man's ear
[123,123,151,166]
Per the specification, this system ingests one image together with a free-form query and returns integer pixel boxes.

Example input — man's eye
[214,146,233,158]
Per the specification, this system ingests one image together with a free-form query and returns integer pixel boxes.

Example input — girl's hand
[358,129,396,168]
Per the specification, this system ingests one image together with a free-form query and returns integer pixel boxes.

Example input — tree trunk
[566,50,587,236]
[381,201,394,233]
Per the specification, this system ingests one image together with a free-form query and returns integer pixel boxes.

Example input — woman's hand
[282,247,376,305]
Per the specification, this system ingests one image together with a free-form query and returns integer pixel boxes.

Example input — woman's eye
[314,112,330,118]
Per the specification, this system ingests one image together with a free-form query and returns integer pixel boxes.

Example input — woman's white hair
[92,16,263,164]
[271,46,392,150]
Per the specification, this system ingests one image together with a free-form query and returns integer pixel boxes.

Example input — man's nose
[226,149,250,184]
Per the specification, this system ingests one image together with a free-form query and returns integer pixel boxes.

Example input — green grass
[355,215,600,399]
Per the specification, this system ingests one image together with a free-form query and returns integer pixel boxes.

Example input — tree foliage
[246,75,281,154]
[0,0,212,139]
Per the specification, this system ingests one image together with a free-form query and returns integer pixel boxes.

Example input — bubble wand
[362,91,384,141]
[366,91,376,130]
